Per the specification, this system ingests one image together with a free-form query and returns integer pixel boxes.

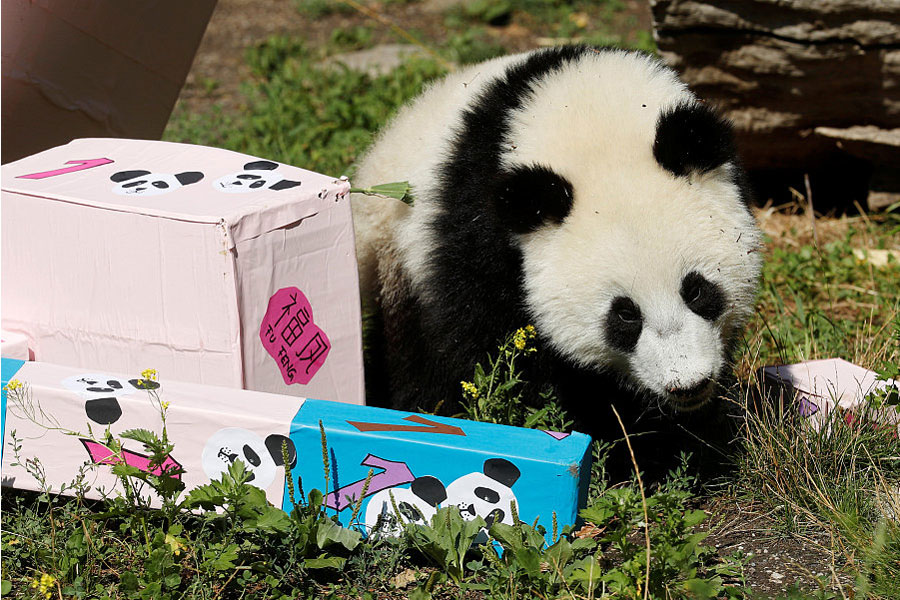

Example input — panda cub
[352,46,762,440]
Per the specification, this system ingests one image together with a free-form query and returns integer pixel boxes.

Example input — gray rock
[327,44,428,77]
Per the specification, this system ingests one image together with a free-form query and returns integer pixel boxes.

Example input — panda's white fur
[352,46,762,421]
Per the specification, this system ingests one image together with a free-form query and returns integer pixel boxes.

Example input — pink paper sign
[260,287,331,385]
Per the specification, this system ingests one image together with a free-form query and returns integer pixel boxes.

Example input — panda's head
[110,170,204,196]
[364,475,446,537]
[213,160,302,193]
[445,458,520,535]
[492,51,762,411]
[201,428,297,489]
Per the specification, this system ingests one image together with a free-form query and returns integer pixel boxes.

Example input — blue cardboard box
[287,400,592,541]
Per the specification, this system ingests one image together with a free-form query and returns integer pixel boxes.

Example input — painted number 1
[17,158,114,180]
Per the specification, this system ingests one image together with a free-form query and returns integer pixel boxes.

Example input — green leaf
[183,483,226,510]
[204,544,239,571]
[568,555,603,592]
[684,576,724,598]
[253,505,292,533]
[350,181,414,205]
[315,518,361,551]
[1,581,11,596]
[303,555,346,569]
[120,428,159,446]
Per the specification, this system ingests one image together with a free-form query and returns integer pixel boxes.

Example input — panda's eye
[613,298,641,324]
[680,271,726,321]
[152,181,169,189]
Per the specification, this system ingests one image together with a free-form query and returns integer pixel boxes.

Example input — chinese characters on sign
[259,287,331,385]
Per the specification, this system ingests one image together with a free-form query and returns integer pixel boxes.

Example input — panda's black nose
[666,378,712,398]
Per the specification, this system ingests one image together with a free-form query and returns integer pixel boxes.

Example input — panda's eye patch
[152,181,169,189]
[484,508,505,528]
[237,174,261,180]
[475,486,501,504]
[495,165,574,234]
[605,296,643,354]
[680,271,726,321]
[243,444,262,467]
[122,180,147,188]
[250,180,266,189]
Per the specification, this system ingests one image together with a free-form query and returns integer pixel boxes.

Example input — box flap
[1,138,351,246]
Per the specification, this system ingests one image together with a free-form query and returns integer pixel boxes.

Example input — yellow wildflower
[5,379,23,392]
[165,532,187,556]
[30,573,56,599]
[160,400,171,411]
[141,368,158,381]
[460,381,480,399]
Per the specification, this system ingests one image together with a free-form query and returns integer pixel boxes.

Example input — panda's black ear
[484,458,520,487]
[175,172,204,186]
[495,165,573,234]
[111,170,150,182]
[653,102,736,177]
[270,179,302,191]
[411,475,447,507]
[243,160,279,171]
[265,434,297,468]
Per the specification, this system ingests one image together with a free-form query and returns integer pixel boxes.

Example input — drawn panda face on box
[445,458,520,539]
[201,427,297,489]
[110,170,204,196]
[364,475,446,537]
[61,373,160,425]
[213,160,302,194]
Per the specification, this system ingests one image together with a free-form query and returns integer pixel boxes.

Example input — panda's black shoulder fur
[381,46,605,412]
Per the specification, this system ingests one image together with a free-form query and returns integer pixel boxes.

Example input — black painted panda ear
[111,170,150,182]
[484,458,520,487]
[243,160,279,171]
[410,475,447,506]
[265,434,297,468]
[128,378,160,391]
[270,179,302,191]
[653,101,736,177]
[175,172,205,186]
[495,165,574,234]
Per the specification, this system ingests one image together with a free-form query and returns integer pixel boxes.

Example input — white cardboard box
[1,138,364,405]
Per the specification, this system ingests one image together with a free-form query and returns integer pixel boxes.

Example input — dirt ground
[172,1,860,596]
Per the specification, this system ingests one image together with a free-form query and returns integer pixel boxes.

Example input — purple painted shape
[543,430,571,441]
[259,287,331,385]
[325,453,415,511]
[18,158,114,179]
[798,396,820,417]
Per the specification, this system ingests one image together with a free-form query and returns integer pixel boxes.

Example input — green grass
[164,37,446,178]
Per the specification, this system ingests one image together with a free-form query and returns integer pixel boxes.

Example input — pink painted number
[17,158,114,180]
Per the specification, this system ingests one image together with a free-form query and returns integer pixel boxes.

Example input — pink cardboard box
[1,330,30,361]
[761,358,899,434]
[1,138,364,405]
[2,359,304,508]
